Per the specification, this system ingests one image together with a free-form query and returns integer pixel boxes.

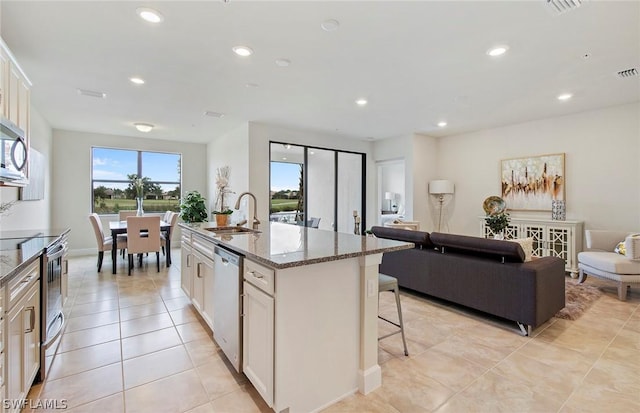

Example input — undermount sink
[204,226,260,235]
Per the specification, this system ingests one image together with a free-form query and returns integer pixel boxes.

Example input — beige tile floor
[24,251,640,413]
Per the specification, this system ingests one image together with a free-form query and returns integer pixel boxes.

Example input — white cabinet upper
[0,38,32,187]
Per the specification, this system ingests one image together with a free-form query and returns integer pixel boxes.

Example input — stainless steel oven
[39,236,67,380]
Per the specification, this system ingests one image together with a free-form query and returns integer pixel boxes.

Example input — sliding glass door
[269,142,365,233]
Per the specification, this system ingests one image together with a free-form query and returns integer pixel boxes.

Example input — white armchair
[578,230,640,300]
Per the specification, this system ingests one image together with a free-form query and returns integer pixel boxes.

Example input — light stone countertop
[179,221,413,269]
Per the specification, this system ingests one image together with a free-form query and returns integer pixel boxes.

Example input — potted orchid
[212,166,234,226]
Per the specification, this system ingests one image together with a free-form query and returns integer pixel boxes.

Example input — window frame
[91,146,182,214]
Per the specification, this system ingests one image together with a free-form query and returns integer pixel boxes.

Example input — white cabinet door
[7,64,20,126]
[242,281,274,407]
[201,253,215,331]
[6,301,26,413]
[23,283,40,391]
[0,49,8,117]
[191,250,205,315]
[180,241,193,298]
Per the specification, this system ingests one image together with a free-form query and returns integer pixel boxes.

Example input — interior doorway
[376,159,406,226]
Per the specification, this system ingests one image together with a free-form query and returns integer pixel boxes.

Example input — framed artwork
[501,153,565,211]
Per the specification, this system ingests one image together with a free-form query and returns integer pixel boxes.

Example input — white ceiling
[1,1,638,144]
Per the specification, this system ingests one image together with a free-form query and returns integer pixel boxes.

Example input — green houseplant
[485,212,510,239]
[180,190,208,223]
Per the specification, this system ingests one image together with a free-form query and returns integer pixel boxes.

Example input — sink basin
[204,226,260,235]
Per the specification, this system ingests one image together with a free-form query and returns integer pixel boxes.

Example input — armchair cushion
[578,251,640,275]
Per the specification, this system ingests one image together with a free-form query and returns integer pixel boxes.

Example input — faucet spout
[234,192,260,230]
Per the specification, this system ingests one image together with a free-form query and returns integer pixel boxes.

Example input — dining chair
[161,211,178,256]
[162,210,173,223]
[119,210,137,220]
[126,216,161,275]
[89,213,127,272]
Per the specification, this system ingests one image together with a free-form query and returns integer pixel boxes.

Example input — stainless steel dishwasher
[213,246,243,372]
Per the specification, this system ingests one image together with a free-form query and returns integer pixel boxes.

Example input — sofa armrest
[585,230,631,251]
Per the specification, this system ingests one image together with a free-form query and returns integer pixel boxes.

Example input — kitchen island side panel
[274,258,361,413]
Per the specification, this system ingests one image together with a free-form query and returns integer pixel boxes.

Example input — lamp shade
[429,180,454,195]
[384,192,394,200]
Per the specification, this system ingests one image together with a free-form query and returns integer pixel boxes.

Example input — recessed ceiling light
[487,45,509,57]
[356,98,368,106]
[129,77,145,85]
[282,157,287,161]
[136,7,164,23]
[437,121,448,128]
[204,111,224,118]
[245,82,259,88]
[309,151,315,155]
[321,19,340,32]
[134,123,154,133]
[557,93,573,101]
[77,88,106,98]
[232,46,253,57]
[275,58,291,67]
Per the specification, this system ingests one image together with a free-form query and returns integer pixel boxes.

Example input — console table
[479,217,583,277]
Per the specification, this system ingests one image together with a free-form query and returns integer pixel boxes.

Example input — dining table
[109,220,172,274]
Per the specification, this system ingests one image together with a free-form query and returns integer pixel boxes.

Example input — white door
[242,281,274,407]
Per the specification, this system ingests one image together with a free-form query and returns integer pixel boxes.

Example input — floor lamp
[429,180,455,232]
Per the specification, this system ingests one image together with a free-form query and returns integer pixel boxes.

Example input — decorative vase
[215,213,228,227]
[493,232,504,240]
[136,197,144,216]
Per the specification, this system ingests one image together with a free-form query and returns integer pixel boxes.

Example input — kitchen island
[178,222,412,413]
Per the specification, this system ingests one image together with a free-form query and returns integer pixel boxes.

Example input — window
[269,142,366,233]
[92,147,181,214]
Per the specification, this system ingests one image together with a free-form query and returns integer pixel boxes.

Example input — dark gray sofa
[371,226,566,335]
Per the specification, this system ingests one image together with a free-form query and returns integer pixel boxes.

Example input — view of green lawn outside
[94,198,180,214]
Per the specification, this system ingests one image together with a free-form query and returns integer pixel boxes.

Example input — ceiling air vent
[77,88,106,98]
[544,0,584,16]
[617,68,638,78]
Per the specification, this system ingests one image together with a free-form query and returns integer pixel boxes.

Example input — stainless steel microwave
[0,116,28,185]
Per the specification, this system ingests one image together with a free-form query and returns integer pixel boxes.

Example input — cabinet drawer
[192,235,215,259]
[244,259,274,295]
[8,260,39,307]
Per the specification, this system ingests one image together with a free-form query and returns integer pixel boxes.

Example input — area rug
[554,277,603,320]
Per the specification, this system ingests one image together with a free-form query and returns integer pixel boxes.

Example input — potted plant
[485,212,510,239]
[180,190,208,223]
[212,166,234,227]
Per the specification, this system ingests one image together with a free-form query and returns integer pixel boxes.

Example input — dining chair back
[163,210,173,223]
[161,212,179,256]
[126,216,161,275]
[119,210,137,220]
[89,213,126,272]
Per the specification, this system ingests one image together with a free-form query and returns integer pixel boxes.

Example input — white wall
[206,123,249,224]
[373,133,439,230]
[247,122,375,230]
[51,129,207,253]
[0,105,52,230]
[436,102,640,236]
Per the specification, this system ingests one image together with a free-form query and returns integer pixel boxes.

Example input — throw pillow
[508,237,534,262]
[614,241,626,255]
[624,234,640,260]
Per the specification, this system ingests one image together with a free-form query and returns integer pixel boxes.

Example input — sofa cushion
[370,226,434,249]
[578,251,640,274]
[430,232,525,263]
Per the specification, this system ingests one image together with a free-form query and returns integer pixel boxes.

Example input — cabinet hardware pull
[197,262,203,278]
[25,306,35,333]
[186,254,191,267]
[64,260,69,275]
[252,272,264,279]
